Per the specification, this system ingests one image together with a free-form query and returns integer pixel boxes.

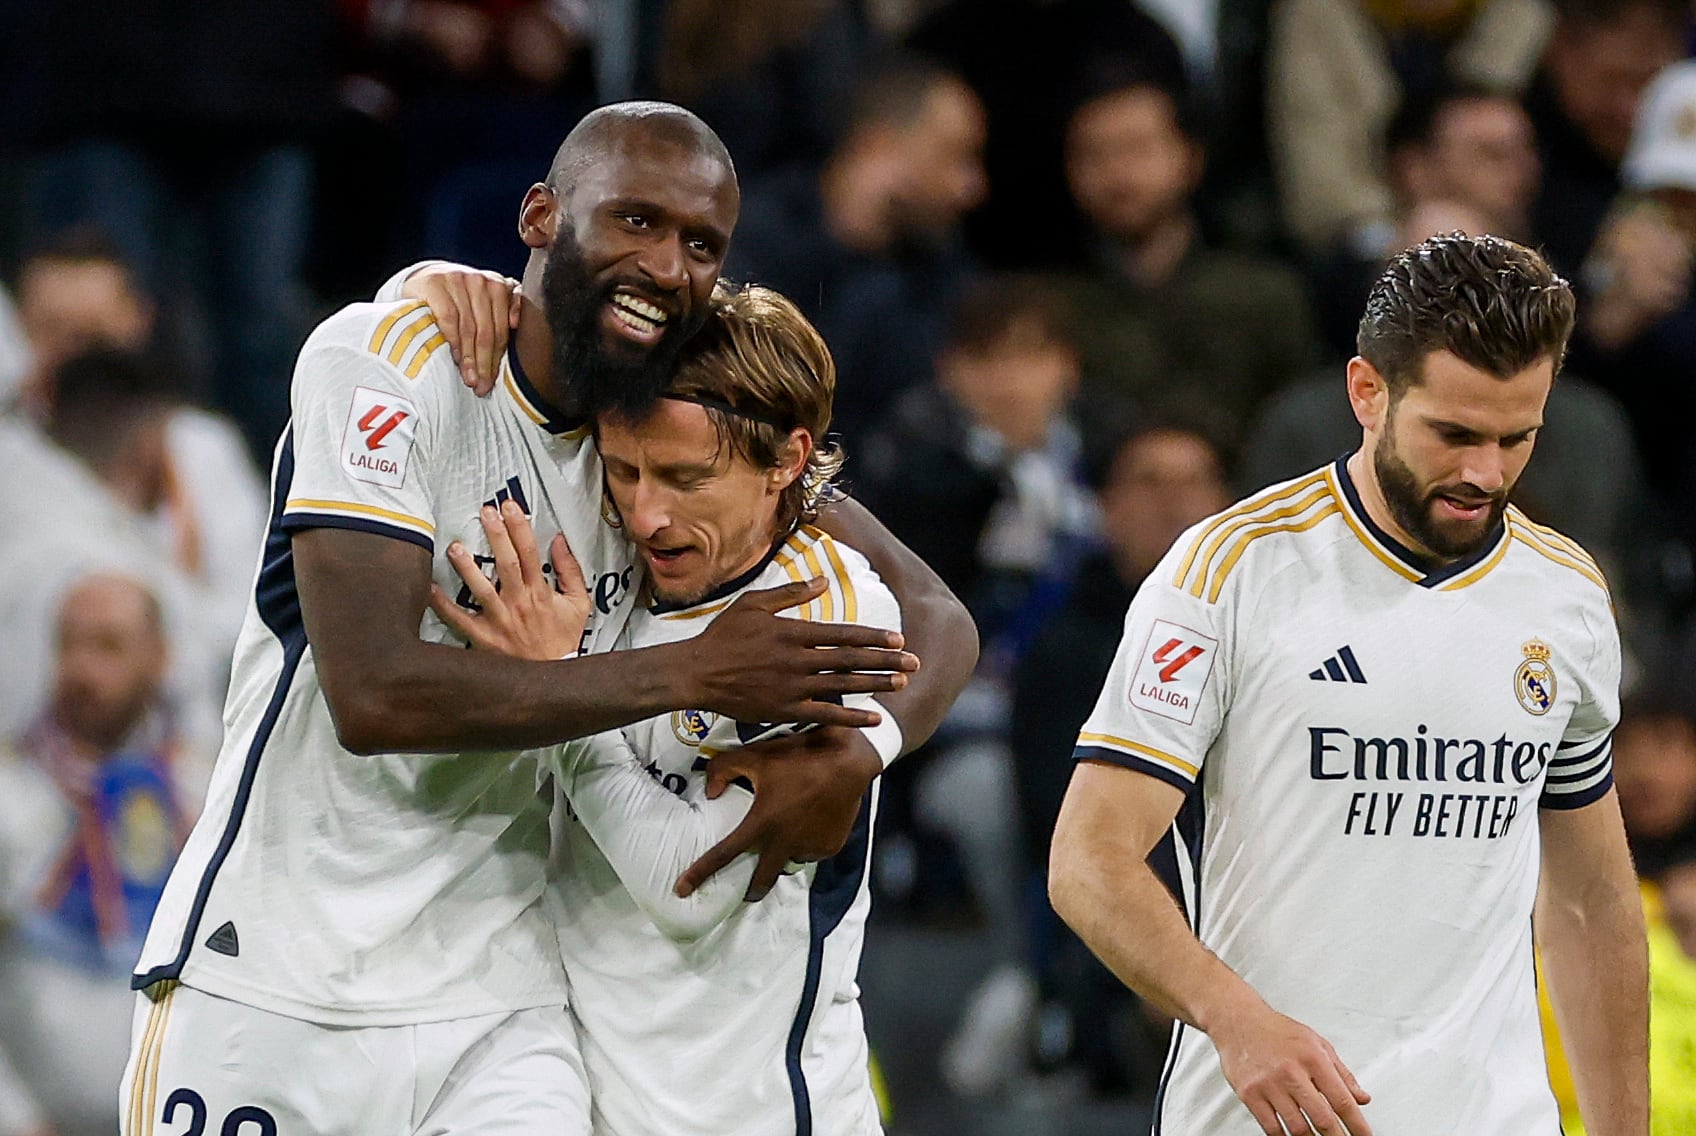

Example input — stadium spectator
[15,237,268,658]
[0,573,193,1136]
[1313,84,1544,355]
[654,0,870,176]
[21,0,334,460]
[1612,688,1696,877]
[1525,0,1688,275]
[330,1,597,280]
[986,423,1230,1097]
[1058,60,1315,451]
[906,0,1186,269]
[1266,0,1550,256]
[727,55,986,447]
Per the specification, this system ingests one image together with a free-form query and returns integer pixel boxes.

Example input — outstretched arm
[1536,790,1649,1136]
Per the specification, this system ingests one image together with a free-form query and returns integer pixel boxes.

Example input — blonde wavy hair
[666,282,844,533]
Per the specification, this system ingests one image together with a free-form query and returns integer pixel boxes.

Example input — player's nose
[1461,445,1507,494]
[637,236,688,295]
[627,481,671,539]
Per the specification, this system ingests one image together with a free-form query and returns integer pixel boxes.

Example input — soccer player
[121,104,972,1134]
[440,284,892,1134]
[1049,234,1647,1136]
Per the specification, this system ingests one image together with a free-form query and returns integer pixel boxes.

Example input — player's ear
[770,428,812,491]
[518,183,558,249]
[1346,357,1390,433]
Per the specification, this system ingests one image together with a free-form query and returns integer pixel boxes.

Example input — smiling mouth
[607,289,671,338]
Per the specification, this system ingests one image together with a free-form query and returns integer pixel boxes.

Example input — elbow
[1047,825,1088,934]
[319,668,410,755]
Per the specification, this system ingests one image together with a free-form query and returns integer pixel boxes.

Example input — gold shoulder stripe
[1508,522,1608,593]
[1203,502,1340,603]
[818,536,860,623]
[659,597,736,621]
[1512,520,1607,586]
[404,332,449,379]
[798,541,833,621]
[1076,732,1200,778]
[1174,470,1329,590]
[1508,508,1602,573]
[773,550,817,620]
[367,301,427,355]
[386,310,438,367]
[1183,482,1334,596]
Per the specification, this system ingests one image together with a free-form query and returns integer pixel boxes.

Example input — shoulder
[772,525,900,629]
[1164,465,1341,606]
[296,301,460,397]
[1503,505,1612,604]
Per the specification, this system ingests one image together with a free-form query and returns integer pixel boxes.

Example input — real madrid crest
[671,708,718,747]
[1514,639,1556,716]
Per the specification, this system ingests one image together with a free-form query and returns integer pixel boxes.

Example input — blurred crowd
[3,0,1696,1132]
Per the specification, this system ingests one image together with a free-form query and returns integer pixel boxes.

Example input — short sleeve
[279,330,439,551]
[1073,542,1231,792]
[1540,600,1621,811]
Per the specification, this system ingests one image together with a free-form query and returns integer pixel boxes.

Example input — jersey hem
[1073,745,1196,793]
[158,970,571,1028]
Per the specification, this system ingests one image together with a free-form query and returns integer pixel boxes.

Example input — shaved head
[547,102,735,193]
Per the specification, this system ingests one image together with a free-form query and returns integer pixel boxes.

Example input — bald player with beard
[122,104,975,1136]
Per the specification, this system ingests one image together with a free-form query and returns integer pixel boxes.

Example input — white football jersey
[134,300,639,1024]
[1076,458,1619,1135]
[550,526,897,1136]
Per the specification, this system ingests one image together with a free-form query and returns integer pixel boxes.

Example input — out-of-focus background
[1,1,1695,1132]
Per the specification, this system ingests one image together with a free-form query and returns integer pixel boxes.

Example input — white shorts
[119,981,590,1136]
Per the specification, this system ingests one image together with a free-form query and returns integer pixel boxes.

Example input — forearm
[1537,850,1649,1134]
[560,739,753,938]
[816,496,977,752]
[327,638,701,753]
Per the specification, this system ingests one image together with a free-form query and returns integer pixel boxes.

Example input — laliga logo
[1152,638,1205,683]
[358,404,410,450]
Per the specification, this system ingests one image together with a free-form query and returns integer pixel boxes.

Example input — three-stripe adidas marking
[1309,645,1367,683]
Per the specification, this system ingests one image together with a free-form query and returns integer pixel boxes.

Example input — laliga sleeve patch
[341,385,418,488]
[1128,619,1218,725]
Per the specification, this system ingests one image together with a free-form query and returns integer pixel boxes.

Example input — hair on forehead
[547,101,735,190]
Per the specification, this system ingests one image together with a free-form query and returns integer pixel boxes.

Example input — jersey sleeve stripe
[1074,746,1196,793]
[403,332,449,379]
[1076,732,1200,778]
[1202,503,1341,603]
[1508,527,1609,592]
[284,498,435,534]
[385,310,439,367]
[367,301,427,354]
[817,537,859,623]
[1540,767,1613,810]
[1173,470,1329,589]
[1509,509,1603,572]
[1183,483,1334,596]
[1550,734,1610,768]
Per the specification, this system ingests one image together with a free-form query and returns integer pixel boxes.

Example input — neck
[1113,211,1195,286]
[1345,446,1447,564]
[511,293,586,420]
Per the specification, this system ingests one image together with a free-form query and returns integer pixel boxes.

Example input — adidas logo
[205,921,240,957]
[1309,645,1367,684]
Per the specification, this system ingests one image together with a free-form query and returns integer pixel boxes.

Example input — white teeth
[611,292,667,324]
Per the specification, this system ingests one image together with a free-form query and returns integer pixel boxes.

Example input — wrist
[858,699,903,769]
[1193,976,1269,1039]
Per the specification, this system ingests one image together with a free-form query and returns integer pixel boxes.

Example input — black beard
[540,230,697,419]
[1372,431,1507,561]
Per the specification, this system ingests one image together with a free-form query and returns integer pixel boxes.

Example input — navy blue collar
[506,344,586,435]
[1331,455,1506,588]
[647,532,794,616]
